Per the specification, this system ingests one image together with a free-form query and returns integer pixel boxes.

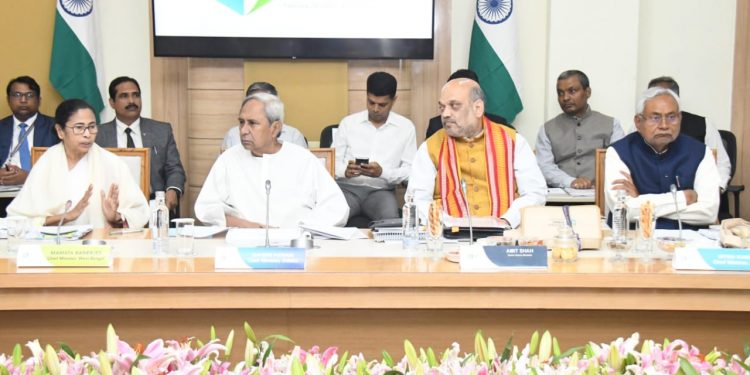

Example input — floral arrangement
[1,323,749,374]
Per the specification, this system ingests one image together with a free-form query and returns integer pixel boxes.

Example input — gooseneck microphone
[56,200,73,245]
[460,179,473,244]
[264,180,271,247]
[670,184,683,240]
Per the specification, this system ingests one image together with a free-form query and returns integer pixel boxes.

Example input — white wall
[452,0,736,146]
[98,0,152,122]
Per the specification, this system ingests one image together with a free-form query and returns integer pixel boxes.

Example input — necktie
[18,123,31,171]
[125,128,136,148]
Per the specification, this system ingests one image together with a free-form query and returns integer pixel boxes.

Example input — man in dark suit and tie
[96,76,186,212]
[0,76,60,186]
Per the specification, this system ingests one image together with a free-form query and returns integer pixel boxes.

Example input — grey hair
[241,92,284,125]
[635,87,681,115]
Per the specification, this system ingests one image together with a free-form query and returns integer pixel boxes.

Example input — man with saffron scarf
[407,79,546,228]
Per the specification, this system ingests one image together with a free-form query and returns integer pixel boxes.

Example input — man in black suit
[425,69,510,139]
[0,76,60,186]
[95,76,186,211]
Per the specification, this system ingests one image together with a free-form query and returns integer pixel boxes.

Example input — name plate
[460,244,548,271]
[215,246,306,270]
[673,247,750,271]
[16,244,112,268]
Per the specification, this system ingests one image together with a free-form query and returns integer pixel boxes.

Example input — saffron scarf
[437,117,515,217]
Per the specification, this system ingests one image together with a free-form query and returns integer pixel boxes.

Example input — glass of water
[172,218,195,256]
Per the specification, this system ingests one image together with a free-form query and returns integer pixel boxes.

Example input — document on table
[563,188,595,197]
[299,225,368,240]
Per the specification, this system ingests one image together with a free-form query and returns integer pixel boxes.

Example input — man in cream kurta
[407,79,546,228]
[194,93,348,228]
[7,143,150,228]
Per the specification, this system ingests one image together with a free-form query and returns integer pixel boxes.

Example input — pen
[109,228,145,235]
[675,175,681,189]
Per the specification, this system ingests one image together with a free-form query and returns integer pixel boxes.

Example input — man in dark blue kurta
[604,87,719,229]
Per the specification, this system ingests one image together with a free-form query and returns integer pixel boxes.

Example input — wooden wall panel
[732,1,749,219]
[188,59,244,90]
[188,90,244,139]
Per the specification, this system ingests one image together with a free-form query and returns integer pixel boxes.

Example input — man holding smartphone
[333,72,417,226]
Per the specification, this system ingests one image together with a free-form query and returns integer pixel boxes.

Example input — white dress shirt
[333,110,417,189]
[7,114,37,167]
[407,133,547,228]
[535,118,625,188]
[115,118,143,148]
[703,119,731,190]
[604,146,719,225]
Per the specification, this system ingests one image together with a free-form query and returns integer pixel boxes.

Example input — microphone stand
[264,180,271,247]
[56,200,73,245]
[670,184,683,240]
[460,179,473,244]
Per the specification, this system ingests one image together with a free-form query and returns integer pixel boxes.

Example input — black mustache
[126,104,139,110]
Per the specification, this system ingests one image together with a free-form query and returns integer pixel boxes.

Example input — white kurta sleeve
[194,156,232,227]
[534,125,575,188]
[604,147,719,225]
[406,143,438,223]
[114,158,151,229]
[503,134,547,228]
[333,118,351,179]
[301,158,350,227]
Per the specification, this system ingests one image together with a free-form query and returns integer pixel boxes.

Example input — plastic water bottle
[151,191,170,256]
[612,189,628,241]
[402,194,418,251]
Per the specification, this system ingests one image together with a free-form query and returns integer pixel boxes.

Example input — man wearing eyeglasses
[604,87,719,229]
[0,76,60,186]
[96,76,186,213]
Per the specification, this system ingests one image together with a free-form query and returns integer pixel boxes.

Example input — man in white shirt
[334,72,417,223]
[605,87,719,229]
[195,93,348,228]
[408,79,546,229]
[221,82,307,151]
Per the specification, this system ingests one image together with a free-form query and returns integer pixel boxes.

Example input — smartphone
[355,158,369,166]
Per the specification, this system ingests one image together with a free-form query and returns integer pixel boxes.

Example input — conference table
[1,229,749,360]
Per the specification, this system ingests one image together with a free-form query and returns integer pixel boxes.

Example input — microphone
[670,184,683,240]
[460,179,473,244]
[56,200,73,245]
[264,180,271,247]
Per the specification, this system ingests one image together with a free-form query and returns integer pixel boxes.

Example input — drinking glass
[634,210,656,262]
[6,216,29,255]
[605,236,633,262]
[426,200,443,255]
[172,218,195,256]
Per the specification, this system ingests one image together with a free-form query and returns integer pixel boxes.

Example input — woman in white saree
[7,99,149,228]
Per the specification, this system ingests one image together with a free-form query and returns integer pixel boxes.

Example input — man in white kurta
[194,93,348,228]
[7,143,150,228]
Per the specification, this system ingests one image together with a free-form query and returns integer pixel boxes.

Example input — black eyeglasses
[10,92,37,100]
[66,124,99,134]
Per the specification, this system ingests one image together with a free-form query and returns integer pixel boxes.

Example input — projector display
[152,0,434,59]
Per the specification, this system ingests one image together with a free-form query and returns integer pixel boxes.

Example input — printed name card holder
[215,246,306,270]
[16,244,112,268]
[460,244,548,271]
[673,247,750,271]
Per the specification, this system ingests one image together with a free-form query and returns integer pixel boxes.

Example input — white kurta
[194,143,349,227]
[7,143,150,228]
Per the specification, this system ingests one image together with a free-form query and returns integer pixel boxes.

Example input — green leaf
[200,359,211,375]
[552,337,561,357]
[529,331,540,355]
[382,350,394,367]
[291,357,305,375]
[264,334,295,345]
[12,344,22,366]
[585,343,596,359]
[210,326,217,341]
[538,331,552,362]
[382,371,404,375]
[426,348,437,367]
[460,353,475,367]
[60,343,76,358]
[356,358,367,375]
[0,365,10,375]
[678,357,699,375]
[404,340,419,371]
[733,357,750,372]
[552,346,582,365]
[744,341,750,359]
[337,351,349,374]
[225,330,235,359]
[500,334,513,362]
[244,322,257,345]
[131,354,150,369]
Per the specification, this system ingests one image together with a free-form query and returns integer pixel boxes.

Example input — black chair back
[319,124,338,148]
[719,130,737,178]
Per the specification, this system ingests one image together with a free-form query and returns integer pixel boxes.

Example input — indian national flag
[468,0,522,124]
[49,0,105,119]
